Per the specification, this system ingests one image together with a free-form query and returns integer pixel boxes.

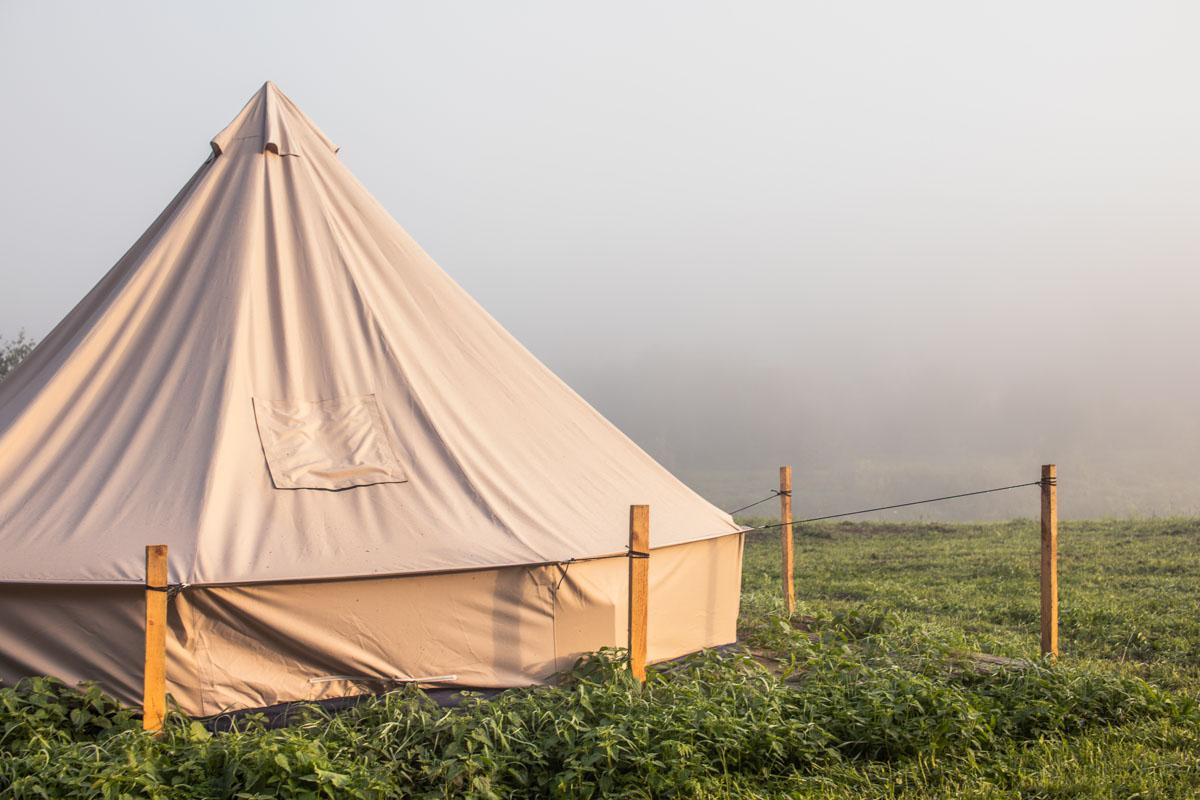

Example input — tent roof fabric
[210,81,339,157]
[0,82,738,588]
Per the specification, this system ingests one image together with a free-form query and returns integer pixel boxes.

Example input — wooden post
[780,466,795,615]
[143,544,169,731]
[1040,465,1058,658]
[628,505,650,682]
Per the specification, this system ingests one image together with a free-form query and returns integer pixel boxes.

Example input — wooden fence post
[1040,465,1058,658]
[143,544,169,731]
[780,466,795,615]
[628,505,650,682]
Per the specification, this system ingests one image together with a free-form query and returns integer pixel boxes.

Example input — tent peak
[210,81,338,158]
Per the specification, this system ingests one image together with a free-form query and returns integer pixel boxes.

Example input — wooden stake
[780,465,795,615]
[628,504,650,682]
[1040,465,1058,658]
[143,544,169,731]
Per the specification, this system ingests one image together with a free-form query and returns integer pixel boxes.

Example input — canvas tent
[0,83,743,717]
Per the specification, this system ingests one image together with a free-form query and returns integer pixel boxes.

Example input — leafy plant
[0,331,35,382]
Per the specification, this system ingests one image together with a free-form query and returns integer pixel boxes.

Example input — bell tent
[0,82,743,716]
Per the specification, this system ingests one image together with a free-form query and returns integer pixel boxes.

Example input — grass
[738,516,1200,797]
[750,517,1200,689]
[1,518,1198,798]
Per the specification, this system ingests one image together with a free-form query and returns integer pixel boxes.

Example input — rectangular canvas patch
[252,394,407,490]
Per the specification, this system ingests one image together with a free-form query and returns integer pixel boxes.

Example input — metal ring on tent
[144,583,189,598]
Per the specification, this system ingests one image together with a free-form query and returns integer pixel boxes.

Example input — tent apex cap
[210,81,339,157]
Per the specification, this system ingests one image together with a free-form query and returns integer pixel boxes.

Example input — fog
[2,2,1197,519]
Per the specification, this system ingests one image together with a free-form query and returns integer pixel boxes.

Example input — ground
[738,516,1200,798]
[1,518,1198,798]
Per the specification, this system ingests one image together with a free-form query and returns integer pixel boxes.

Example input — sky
[1,1,1197,519]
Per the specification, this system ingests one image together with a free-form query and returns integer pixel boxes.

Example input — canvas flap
[253,394,406,490]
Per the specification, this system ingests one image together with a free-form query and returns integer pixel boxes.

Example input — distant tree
[0,331,36,382]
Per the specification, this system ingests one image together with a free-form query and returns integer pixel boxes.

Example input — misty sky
[1,2,1197,519]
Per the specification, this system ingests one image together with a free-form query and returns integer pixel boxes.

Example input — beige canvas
[0,535,742,716]
[0,83,744,713]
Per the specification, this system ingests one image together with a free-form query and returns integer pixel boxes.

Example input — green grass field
[2,518,1198,798]
[739,516,1200,797]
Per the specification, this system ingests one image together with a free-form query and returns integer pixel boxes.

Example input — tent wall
[0,533,742,717]
[0,585,144,705]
